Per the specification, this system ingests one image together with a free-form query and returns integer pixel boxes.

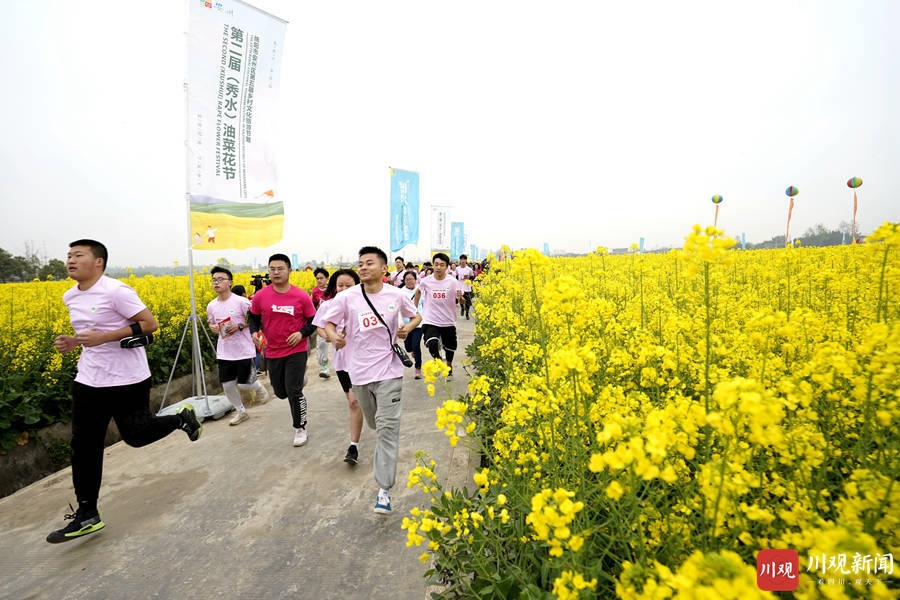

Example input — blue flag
[389,169,419,252]
[450,222,465,259]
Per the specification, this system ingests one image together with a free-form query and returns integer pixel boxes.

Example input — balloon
[847,177,863,188]
[785,186,799,197]
[711,195,723,204]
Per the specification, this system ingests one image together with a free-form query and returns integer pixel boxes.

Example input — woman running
[312,268,363,465]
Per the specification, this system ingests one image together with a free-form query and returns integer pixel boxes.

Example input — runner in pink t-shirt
[455,253,475,320]
[46,239,202,545]
[206,266,270,426]
[414,252,464,377]
[313,268,363,465]
[320,246,421,515]
[249,254,317,448]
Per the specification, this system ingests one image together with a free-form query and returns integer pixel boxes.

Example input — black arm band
[248,312,262,334]
[299,317,317,338]
[130,323,142,336]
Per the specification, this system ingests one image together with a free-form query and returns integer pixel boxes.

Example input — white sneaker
[229,410,249,426]
[254,386,270,404]
[293,427,308,447]
[374,489,391,514]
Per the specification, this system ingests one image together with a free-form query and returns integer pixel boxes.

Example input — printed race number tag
[358,310,385,331]
[432,291,448,299]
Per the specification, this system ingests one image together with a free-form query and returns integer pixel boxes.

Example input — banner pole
[184,80,212,419]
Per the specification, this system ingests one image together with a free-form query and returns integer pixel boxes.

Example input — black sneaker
[177,404,202,441]
[344,444,359,465]
[46,504,105,543]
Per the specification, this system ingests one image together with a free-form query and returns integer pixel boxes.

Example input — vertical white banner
[431,205,451,252]
[187,0,287,250]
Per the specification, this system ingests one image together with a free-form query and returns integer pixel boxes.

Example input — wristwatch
[238,323,245,331]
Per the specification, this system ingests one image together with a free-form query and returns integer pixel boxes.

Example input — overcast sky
[1,0,898,268]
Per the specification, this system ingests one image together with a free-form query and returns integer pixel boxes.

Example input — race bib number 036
[432,291,448,299]
[358,310,385,331]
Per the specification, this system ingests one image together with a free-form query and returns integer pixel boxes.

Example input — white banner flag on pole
[187,0,287,250]
[431,205,451,252]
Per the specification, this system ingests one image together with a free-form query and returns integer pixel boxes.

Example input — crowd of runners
[47,239,484,543]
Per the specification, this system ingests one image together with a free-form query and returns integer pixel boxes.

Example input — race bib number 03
[432,291,448,299]
[358,310,385,331]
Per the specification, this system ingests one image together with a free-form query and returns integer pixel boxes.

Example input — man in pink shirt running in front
[46,239,202,544]
[320,246,421,514]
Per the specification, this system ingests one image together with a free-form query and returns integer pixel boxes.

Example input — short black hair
[459,254,468,260]
[69,239,108,271]
[210,266,233,279]
[359,246,388,264]
[314,267,329,278]
[268,253,292,269]
[403,270,418,284]
[232,285,247,297]
[432,252,450,266]
[394,256,405,263]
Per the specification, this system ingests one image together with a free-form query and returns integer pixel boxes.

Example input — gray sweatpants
[354,377,403,490]
[315,333,329,370]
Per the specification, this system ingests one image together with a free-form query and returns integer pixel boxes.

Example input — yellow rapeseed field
[405,223,900,599]
[0,269,315,451]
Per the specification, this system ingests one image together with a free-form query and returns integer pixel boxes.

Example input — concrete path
[0,318,476,600]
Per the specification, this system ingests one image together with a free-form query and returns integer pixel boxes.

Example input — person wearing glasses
[248,254,317,447]
[206,266,271,426]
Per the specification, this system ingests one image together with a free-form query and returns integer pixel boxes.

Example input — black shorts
[217,358,255,384]
[422,324,457,352]
[336,370,352,394]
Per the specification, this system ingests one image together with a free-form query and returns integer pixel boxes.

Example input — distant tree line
[0,247,67,282]
[746,221,858,249]
[0,224,862,282]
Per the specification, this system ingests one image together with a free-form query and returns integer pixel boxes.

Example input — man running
[414,252,464,377]
[319,246,421,514]
[455,253,475,320]
[249,254,317,447]
[206,266,270,426]
[46,239,202,544]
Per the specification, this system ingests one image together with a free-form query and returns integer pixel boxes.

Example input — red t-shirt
[311,286,327,308]
[250,284,316,358]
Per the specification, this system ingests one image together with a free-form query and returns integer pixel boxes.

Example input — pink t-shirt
[313,298,348,372]
[318,284,418,386]
[63,276,151,387]
[250,284,316,359]
[418,274,462,327]
[206,293,255,361]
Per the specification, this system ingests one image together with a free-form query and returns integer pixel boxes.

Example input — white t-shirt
[206,293,255,361]
[318,284,418,386]
[456,265,475,291]
[63,276,151,387]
